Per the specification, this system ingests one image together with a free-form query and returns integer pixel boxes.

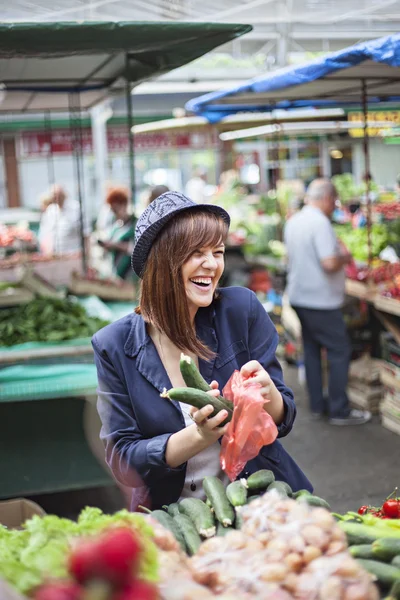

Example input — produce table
[0,301,134,500]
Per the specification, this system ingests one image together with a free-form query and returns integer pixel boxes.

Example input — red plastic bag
[220,370,278,481]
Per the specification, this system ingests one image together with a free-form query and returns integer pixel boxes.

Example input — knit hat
[131,190,230,278]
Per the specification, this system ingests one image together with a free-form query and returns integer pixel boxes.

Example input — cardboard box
[0,498,46,529]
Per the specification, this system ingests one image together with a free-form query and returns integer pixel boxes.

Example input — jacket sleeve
[248,292,296,438]
[92,338,185,489]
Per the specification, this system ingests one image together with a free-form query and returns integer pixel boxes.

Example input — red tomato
[358,505,369,515]
[382,499,400,519]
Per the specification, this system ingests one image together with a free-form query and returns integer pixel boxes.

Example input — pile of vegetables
[334,223,390,262]
[375,203,400,221]
[0,225,35,248]
[0,507,158,596]
[0,297,109,346]
[33,526,157,600]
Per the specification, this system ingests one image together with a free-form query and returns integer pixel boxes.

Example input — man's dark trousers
[293,306,351,419]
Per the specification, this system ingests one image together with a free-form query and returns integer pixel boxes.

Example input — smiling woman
[92,191,312,510]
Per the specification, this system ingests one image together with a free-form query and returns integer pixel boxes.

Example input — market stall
[186,33,400,433]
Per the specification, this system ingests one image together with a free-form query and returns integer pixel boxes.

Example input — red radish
[68,539,101,584]
[113,580,159,600]
[96,527,142,584]
[34,581,82,600]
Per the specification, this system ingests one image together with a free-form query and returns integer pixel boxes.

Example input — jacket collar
[123,302,218,395]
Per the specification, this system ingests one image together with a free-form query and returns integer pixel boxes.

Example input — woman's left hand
[240,360,273,402]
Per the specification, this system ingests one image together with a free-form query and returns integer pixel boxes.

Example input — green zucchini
[356,559,400,587]
[217,522,234,536]
[162,387,233,425]
[387,579,400,600]
[339,522,400,546]
[167,502,181,517]
[173,513,202,556]
[292,489,312,499]
[179,353,233,411]
[226,481,248,507]
[234,507,244,530]
[247,494,261,504]
[392,555,400,568]
[148,510,186,550]
[373,539,400,562]
[179,498,216,538]
[267,481,293,497]
[349,544,375,559]
[299,495,331,511]
[203,476,235,527]
[245,469,275,492]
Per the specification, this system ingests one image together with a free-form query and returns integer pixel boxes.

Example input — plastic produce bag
[220,370,278,481]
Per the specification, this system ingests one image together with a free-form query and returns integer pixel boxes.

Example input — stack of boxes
[379,332,400,436]
[348,354,383,414]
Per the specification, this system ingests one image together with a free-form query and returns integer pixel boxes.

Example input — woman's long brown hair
[136,208,228,360]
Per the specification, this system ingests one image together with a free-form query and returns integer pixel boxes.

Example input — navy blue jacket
[92,287,312,509]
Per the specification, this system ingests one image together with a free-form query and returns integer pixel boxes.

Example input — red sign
[20,127,218,157]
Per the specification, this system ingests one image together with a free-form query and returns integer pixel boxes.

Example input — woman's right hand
[189,403,229,444]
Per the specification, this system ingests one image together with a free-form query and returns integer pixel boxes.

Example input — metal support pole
[125,54,135,209]
[44,110,55,187]
[361,79,372,269]
[69,92,88,274]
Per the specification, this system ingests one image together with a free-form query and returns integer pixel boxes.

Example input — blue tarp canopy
[186,34,400,123]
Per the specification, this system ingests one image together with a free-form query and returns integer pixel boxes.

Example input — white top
[284,204,345,310]
[178,401,229,501]
[38,200,90,255]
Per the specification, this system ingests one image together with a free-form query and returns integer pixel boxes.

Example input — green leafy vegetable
[0,508,158,594]
[0,297,110,347]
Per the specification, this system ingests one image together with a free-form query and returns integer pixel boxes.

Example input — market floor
[281,365,398,514]
[30,364,399,519]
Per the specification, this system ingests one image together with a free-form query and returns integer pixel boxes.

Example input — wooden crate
[69,273,136,301]
[348,386,382,414]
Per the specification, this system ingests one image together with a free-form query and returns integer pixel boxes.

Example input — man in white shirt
[284,178,371,426]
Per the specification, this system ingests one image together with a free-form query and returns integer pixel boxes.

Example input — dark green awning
[0,21,252,112]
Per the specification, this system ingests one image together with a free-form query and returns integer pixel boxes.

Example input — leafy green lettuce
[0,508,158,594]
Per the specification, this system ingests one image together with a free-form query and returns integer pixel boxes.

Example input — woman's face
[181,243,225,315]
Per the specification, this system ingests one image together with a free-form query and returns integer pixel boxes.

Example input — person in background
[98,186,136,281]
[38,184,87,255]
[146,185,170,207]
[185,167,208,204]
[284,178,371,426]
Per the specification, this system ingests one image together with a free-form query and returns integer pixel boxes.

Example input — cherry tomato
[382,499,400,519]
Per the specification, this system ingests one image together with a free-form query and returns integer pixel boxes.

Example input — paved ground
[31,363,399,519]
[281,365,399,514]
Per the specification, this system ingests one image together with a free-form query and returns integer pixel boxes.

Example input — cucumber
[235,508,243,530]
[226,481,248,507]
[167,502,180,517]
[339,522,400,546]
[387,580,400,600]
[162,387,233,425]
[217,522,234,536]
[173,513,202,556]
[148,510,186,550]
[392,556,400,568]
[203,476,235,527]
[179,353,233,411]
[292,489,312,499]
[247,494,261,504]
[245,469,275,492]
[299,495,331,511]
[349,544,375,559]
[373,539,400,562]
[357,559,400,587]
[179,498,216,538]
[267,481,293,497]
